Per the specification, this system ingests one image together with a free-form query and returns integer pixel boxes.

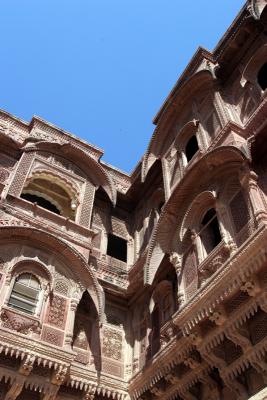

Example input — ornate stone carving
[0,309,41,335]
[241,278,261,297]
[102,327,123,361]
[169,252,182,275]
[19,354,36,376]
[46,295,67,329]
[41,325,64,347]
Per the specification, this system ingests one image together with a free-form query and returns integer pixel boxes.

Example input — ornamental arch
[25,141,117,205]
[0,226,104,321]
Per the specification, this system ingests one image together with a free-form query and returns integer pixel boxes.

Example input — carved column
[169,252,185,307]
[239,168,267,226]
[214,91,230,127]
[64,298,79,349]
[79,181,95,228]
[7,151,35,197]
[162,158,171,200]
[216,201,236,253]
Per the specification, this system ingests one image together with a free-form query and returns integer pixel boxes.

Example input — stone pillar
[78,181,95,228]
[216,201,237,254]
[240,168,267,226]
[181,151,188,169]
[64,298,79,349]
[7,151,35,197]
[214,91,230,126]
[169,252,184,304]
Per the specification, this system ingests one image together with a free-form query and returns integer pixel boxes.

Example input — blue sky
[0,0,245,173]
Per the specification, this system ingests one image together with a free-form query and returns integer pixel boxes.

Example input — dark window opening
[200,208,221,254]
[21,193,61,215]
[107,234,127,262]
[185,135,199,162]
[258,63,267,91]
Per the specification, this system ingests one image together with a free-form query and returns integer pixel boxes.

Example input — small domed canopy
[0,226,104,320]
[144,146,249,285]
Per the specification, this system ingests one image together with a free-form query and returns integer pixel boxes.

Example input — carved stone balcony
[2,194,95,257]
[90,254,128,289]
[198,241,231,288]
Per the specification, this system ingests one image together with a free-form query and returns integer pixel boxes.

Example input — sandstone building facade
[1,1,267,399]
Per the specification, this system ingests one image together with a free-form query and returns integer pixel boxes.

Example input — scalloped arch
[10,259,53,283]
[24,141,117,205]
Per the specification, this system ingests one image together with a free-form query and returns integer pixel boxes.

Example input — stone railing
[198,240,230,287]
[4,194,95,247]
[90,255,128,288]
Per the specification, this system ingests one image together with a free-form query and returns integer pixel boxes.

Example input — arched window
[185,135,199,162]
[21,174,78,220]
[257,63,267,91]
[21,193,61,215]
[8,273,41,315]
[200,208,221,255]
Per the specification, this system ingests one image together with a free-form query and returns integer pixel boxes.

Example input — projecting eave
[30,116,104,161]
[153,46,214,125]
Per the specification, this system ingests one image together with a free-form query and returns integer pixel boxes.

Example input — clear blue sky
[0,0,245,173]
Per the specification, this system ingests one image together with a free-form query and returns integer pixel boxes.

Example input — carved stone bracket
[225,326,252,353]
[19,354,36,376]
[83,387,96,400]
[209,307,227,326]
[51,365,68,386]
[169,252,182,276]
[241,277,261,297]
[221,377,248,400]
